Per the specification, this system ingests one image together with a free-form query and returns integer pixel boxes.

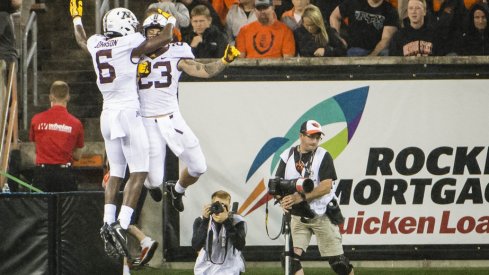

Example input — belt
[37,163,72,168]
[143,113,174,119]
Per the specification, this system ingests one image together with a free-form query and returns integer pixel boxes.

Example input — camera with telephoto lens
[268,177,314,197]
[209,201,225,215]
[268,177,316,218]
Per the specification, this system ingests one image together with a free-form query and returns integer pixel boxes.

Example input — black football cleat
[100,223,119,259]
[108,221,129,257]
[166,181,184,212]
[148,187,163,202]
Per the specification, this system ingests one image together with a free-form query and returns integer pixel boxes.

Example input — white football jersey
[138,42,195,117]
[87,33,145,110]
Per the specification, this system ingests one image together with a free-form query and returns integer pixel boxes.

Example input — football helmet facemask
[142,13,168,37]
[103,8,139,37]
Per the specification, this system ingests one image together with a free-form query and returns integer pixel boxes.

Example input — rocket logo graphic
[238,86,369,216]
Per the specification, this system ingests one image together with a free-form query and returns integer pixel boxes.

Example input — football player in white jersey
[137,12,240,212]
[69,0,176,258]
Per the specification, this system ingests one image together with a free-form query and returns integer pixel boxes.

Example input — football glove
[157,9,177,26]
[221,45,240,64]
[137,61,151,77]
[70,0,83,18]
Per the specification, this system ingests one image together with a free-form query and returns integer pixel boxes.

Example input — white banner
[178,80,489,246]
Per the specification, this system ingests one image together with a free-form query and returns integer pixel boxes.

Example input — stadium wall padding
[0,192,121,275]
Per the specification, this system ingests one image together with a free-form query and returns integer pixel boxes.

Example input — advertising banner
[178,80,489,246]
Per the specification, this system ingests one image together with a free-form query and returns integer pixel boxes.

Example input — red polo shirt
[29,105,84,164]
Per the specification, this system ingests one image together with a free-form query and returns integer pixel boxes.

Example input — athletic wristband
[73,17,83,27]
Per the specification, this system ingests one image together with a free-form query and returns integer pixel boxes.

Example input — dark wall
[0,192,121,275]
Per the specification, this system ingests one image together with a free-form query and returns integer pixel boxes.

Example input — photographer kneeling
[276,120,354,275]
[192,190,246,275]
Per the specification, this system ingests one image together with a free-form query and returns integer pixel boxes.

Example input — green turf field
[133,267,489,275]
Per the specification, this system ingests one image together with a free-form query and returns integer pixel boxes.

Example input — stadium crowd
[161,0,489,57]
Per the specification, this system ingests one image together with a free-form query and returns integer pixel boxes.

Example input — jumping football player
[137,11,240,212]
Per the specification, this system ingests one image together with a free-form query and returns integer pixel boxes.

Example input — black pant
[32,165,77,192]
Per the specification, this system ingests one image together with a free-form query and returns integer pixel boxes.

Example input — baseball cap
[300,120,324,135]
[255,0,273,8]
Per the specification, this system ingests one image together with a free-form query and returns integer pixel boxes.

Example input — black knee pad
[328,254,353,275]
[290,256,302,274]
[280,252,302,274]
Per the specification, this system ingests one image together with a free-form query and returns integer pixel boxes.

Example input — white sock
[123,264,130,275]
[103,204,117,224]
[175,181,186,194]
[118,205,134,230]
[140,236,152,247]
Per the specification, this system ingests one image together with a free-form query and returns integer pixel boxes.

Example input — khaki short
[291,215,344,257]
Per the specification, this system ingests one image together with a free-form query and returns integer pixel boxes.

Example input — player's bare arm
[178,44,241,78]
[73,24,88,53]
[178,59,226,78]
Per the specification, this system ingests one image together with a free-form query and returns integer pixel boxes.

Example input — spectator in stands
[236,0,296,57]
[389,0,439,56]
[397,0,409,24]
[192,190,246,275]
[184,5,228,57]
[294,4,346,56]
[0,0,21,105]
[226,0,257,44]
[459,2,489,55]
[211,0,239,25]
[426,0,466,55]
[180,0,224,38]
[330,0,399,56]
[274,0,293,19]
[148,0,191,28]
[281,0,310,30]
[30,81,84,192]
[312,0,341,24]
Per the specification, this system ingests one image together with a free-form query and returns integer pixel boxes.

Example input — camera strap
[205,221,228,265]
[303,148,317,178]
[265,194,284,240]
[295,146,317,178]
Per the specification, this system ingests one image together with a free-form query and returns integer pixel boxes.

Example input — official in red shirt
[30,81,84,192]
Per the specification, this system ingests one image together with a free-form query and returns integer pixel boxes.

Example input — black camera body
[209,201,225,215]
[268,177,314,197]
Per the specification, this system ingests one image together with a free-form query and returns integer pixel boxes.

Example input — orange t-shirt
[236,20,296,58]
[463,0,478,9]
[212,0,238,24]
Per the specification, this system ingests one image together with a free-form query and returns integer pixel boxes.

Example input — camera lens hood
[295,178,314,193]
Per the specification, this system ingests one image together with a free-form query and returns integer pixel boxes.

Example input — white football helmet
[103,8,139,37]
[142,13,168,36]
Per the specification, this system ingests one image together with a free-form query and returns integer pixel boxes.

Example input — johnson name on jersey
[138,42,195,117]
[87,32,145,110]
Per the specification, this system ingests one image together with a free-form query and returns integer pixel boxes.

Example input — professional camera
[209,201,225,215]
[268,177,314,197]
